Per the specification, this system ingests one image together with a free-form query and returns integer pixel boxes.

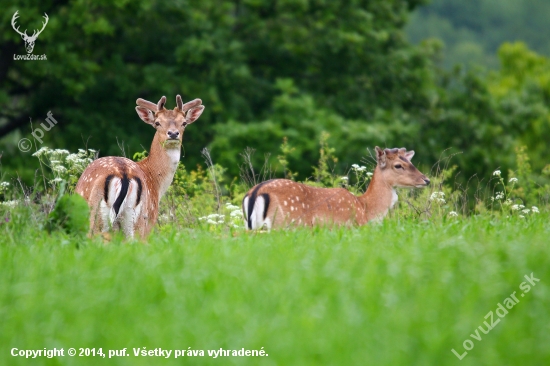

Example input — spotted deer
[243,147,430,229]
[75,95,204,238]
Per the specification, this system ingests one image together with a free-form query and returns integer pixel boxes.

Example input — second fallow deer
[243,147,430,229]
[76,95,204,238]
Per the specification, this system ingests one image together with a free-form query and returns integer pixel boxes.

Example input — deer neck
[137,133,181,201]
[358,166,397,223]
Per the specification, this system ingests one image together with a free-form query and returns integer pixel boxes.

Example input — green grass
[1,214,549,365]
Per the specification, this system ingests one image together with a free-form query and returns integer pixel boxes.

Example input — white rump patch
[103,177,142,237]
[250,195,271,230]
[243,196,249,227]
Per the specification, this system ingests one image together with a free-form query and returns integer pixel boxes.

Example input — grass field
[1,213,549,365]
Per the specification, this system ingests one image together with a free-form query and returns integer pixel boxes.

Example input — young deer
[243,147,430,229]
[75,95,204,238]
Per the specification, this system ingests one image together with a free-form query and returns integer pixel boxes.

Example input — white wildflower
[493,170,501,176]
[521,209,530,214]
[230,210,242,218]
[206,213,224,219]
[509,177,518,183]
[531,206,539,213]
[503,199,512,206]
[366,172,373,176]
[50,177,63,184]
[0,200,19,208]
[52,165,67,174]
[351,164,359,169]
[53,149,70,156]
[430,191,446,204]
[341,176,348,181]
[494,192,504,200]
[66,154,82,163]
[511,204,525,211]
[225,203,240,211]
[206,219,218,225]
[32,146,49,157]
[448,211,458,217]
[519,215,525,219]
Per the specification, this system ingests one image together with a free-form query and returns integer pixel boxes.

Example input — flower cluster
[448,211,459,217]
[199,202,243,228]
[345,163,373,190]
[199,213,225,225]
[351,164,367,172]
[511,205,539,218]
[0,181,9,193]
[0,200,19,209]
[511,204,525,211]
[430,191,446,204]
[32,147,96,188]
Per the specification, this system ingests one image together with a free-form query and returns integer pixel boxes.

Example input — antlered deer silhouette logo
[11,11,49,54]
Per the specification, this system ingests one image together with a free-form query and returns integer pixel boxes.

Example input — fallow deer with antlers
[243,147,430,229]
[11,11,49,54]
[76,95,204,238]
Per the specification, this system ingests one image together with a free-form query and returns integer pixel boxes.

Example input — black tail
[113,175,130,217]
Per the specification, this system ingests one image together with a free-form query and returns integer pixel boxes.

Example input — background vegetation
[1,0,549,189]
[406,0,550,68]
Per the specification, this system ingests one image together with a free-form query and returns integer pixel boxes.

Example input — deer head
[375,146,430,188]
[135,95,204,149]
[11,11,49,54]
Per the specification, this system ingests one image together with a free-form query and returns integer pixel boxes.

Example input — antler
[157,96,167,111]
[32,13,49,39]
[136,98,158,112]
[11,11,28,38]
[176,96,202,112]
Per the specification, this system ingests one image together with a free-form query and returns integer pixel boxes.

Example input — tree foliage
[406,0,550,68]
[0,0,549,193]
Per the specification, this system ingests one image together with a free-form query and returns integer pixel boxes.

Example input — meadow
[1,208,549,365]
[2,1,550,364]
[1,141,550,365]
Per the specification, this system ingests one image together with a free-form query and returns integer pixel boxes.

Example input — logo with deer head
[11,11,49,54]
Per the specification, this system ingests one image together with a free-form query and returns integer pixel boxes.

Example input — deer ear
[405,150,415,161]
[136,106,155,125]
[375,146,387,168]
[185,105,205,124]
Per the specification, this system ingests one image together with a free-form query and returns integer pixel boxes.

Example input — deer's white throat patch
[158,147,181,198]
[165,148,181,168]
[390,189,398,209]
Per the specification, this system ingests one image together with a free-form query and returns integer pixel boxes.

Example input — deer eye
[395,164,403,169]
[182,122,188,127]
[155,121,161,126]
